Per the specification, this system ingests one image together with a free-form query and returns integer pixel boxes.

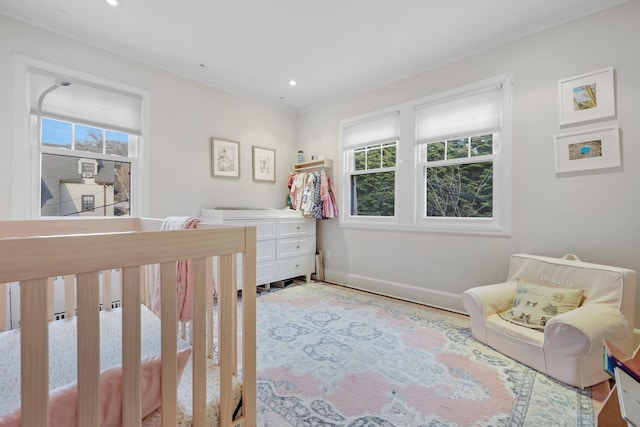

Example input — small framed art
[558,67,615,126]
[554,124,620,173]
[252,146,276,182]
[211,138,240,178]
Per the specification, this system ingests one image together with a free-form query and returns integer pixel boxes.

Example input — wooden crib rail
[0,225,257,427]
[0,217,139,238]
[0,227,247,281]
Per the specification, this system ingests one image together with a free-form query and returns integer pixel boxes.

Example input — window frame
[415,132,504,232]
[338,73,512,235]
[81,195,96,212]
[348,139,398,218]
[10,54,150,220]
[339,109,401,228]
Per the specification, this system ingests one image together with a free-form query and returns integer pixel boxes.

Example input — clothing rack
[287,159,337,219]
[292,159,333,172]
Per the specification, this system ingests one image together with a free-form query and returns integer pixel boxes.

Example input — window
[416,80,510,233]
[340,111,399,225]
[420,135,494,218]
[81,195,95,212]
[10,55,149,219]
[339,74,512,235]
[81,161,96,179]
[351,142,397,216]
[40,118,132,216]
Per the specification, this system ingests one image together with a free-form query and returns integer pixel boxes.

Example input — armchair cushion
[498,280,584,330]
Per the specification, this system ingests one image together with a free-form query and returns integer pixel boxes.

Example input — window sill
[339,218,511,237]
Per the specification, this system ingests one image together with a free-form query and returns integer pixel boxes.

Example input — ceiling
[0,0,629,113]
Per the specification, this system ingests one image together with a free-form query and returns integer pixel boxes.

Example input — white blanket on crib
[0,305,185,416]
[0,305,242,426]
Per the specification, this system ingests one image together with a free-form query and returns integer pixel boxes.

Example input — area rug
[255,282,594,426]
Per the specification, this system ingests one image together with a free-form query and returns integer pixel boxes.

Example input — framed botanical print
[211,138,240,178]
[252,146,275,182]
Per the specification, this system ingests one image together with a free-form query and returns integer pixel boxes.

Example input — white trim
[11,54,150,219]
[322,269,467,314]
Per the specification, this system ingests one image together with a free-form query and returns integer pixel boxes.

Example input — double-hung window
[340,111,399,226]
[338,74,512,235]
[12,58,148,219]
[416,80,510,234]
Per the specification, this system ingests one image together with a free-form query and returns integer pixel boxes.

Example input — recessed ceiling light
[105,0,121,7]
[289,80,297,86]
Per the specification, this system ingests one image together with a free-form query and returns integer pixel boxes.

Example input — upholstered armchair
[462,253,636,388]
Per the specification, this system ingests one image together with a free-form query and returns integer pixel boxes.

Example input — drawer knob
[297,226,300,230]
[296,245,300,249]
[296,264,299,267]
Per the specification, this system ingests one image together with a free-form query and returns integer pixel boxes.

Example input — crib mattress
[0,305,241,426]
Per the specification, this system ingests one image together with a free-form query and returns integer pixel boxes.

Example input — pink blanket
[151,216,201,322]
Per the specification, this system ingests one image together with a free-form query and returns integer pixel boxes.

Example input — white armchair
[462,253,636,388]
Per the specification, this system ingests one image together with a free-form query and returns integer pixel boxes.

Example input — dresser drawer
[256,239,276,262]
[276,255,315,280]
[234,260,275,288]
[277,218,316,238]
[256,261,275,286]
[277,237,315,259]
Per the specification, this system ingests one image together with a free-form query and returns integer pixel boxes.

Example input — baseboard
[323,268,466,315]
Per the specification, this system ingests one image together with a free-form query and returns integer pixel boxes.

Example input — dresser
[201,209,316,289]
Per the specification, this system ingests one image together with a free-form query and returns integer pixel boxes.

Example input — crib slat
[219,254,234,426]
[47,276,55,321]
[206,256,214,359]
[76,272,101,426]
[192,257,207,427]
[20,278,49,426]
[102,270,112,311]
[0,282,7,331]
[242,225,258,427]
[230,254,238,376]
[64,275,75,318]
[160,261,178,427]
[122,265,142,426]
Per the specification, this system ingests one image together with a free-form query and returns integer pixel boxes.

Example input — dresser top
[201,208,305,219]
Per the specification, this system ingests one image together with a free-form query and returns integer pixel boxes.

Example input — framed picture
[554,124,620,173]
[211,138,240,178]
[558,67,615,126]
[252,146,276,182]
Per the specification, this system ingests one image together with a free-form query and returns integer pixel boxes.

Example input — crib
[0,217,257,427]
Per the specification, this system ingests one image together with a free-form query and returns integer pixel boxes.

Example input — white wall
[0,15,296,220]
[297,2,640,325]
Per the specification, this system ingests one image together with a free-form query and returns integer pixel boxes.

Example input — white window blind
[342,111,399,148]
[416,86,502,143]
[29,70,142,135]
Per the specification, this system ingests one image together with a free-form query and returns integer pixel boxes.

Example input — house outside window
[40,118,131,216]
[338,74,512,235]
[10,56,149,219]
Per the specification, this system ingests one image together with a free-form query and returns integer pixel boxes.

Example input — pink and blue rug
[255,282,594,426]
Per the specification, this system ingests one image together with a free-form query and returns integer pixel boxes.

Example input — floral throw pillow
[499,280,585,330]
